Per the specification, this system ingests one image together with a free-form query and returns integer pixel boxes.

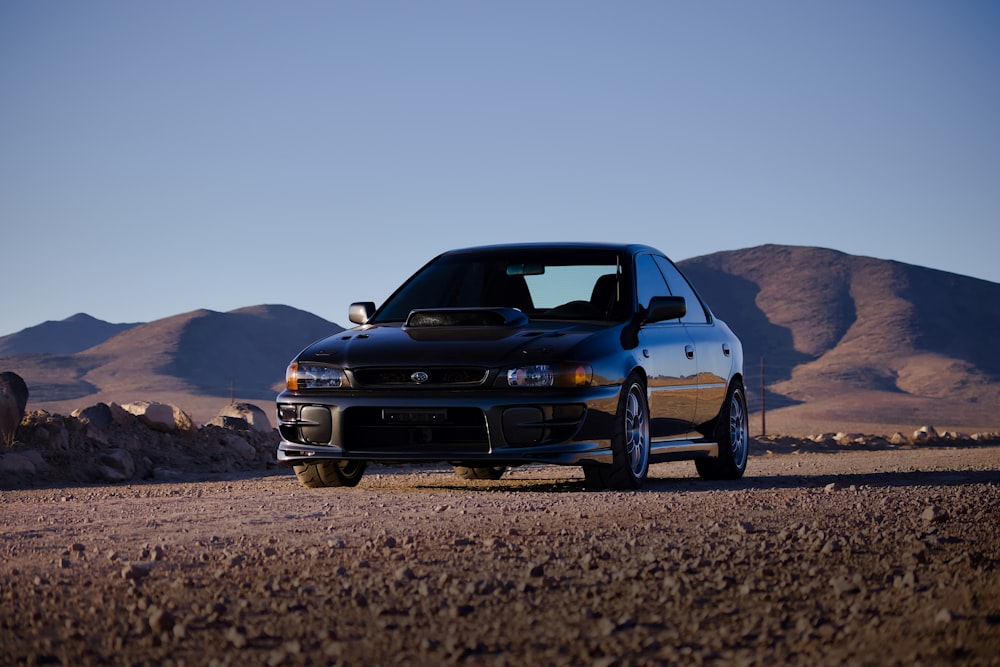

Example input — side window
[635,254,671,312]
[654,256,710,324]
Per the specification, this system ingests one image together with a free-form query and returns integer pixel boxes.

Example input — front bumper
[275,385,622,468]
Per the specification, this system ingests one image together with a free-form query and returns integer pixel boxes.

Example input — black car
[276,243,747,490]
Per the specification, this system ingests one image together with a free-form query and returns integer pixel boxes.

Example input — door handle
[722,343,731,357]
[685,344,695,359]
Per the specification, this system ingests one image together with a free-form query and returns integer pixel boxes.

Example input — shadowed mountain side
[161,305,343,399]
[679,245,1000,429]
[902,264,1000,377]
[0,313,140,355]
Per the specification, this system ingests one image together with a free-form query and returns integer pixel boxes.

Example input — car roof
[438,242,664,257]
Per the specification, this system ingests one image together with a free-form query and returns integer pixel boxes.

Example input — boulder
[71,403,114,430]
[212,402,272,433]
[0,372,29,445]
[913,425,939,441]
[0,451,39,475]
[217,432,257,461]
[98,448,135,483]
[120,401,194,433]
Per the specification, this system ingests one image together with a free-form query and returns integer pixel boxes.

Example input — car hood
[296,319,615,368]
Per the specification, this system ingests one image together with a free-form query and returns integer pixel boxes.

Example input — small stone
[824,482,841,493]
[830,576,860,595]
[121,563,151,580]
[934,608,955,624]
[820,539,842,554]
[921,506,948,523]
[148,607,175,633]
[528,563,545,578]
[225,625,248,648]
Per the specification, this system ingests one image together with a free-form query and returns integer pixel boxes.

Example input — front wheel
[293,460,367,488]
[696,380,749,480]
[584,373,649,490]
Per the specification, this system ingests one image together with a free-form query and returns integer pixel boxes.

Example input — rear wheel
[453,465,506,480]
[696,379,749,480]
[583,373,649,490]
[293,460,367,488]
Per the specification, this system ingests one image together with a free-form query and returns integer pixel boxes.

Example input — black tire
[293,460,367,488]
[453,465,506,480]
[583,373,650,490]
[696,379,749,480]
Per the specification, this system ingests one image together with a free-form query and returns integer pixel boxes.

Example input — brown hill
[0,313,140,355]
[1,305,342,424]
[679,245,1000,434]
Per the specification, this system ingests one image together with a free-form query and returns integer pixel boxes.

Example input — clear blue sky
[2,1,998,336]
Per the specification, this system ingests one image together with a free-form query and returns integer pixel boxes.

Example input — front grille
[353,367,488,387]
[343,406,489,453]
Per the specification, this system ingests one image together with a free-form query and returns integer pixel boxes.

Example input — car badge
[410,371,430,384]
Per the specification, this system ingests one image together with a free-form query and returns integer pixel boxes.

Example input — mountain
[0,313,140,356]
[2,247,998,433]
[678,245,1000,433]
[0,305,343,424]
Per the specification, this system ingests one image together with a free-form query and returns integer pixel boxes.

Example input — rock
[830,575,860,595]
[98,448,136,482]
[120,401,193,433]
[217,432,257,461]
[212,403,272,433]
[934,608,955,624]
[913,425,939,441]
[921,505,949,523]
[889,432,907,445]
[71,403,113,430]
[170,404,194,431]
[0,371,29,445]
[209,416,252,431]
[0,451,38,475]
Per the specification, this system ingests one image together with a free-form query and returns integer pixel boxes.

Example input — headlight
[506,363,592,388]
[286,362,344,390]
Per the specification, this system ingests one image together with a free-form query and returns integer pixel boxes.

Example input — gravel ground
[2,445,999,667]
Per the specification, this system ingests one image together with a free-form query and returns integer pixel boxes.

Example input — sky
[2,1,998,336]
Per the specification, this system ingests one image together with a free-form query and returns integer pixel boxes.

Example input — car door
[653,255,732,427]
[634,254,699,438]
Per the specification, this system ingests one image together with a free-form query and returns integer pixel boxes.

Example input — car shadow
[412,467,999,494]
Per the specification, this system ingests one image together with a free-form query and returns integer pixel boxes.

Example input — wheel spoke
[625,386,648,476]
[729,391,748,464]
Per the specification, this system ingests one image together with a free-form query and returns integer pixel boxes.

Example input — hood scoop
[402,308,528,341]
[404,307,528,328]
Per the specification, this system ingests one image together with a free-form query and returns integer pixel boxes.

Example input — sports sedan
[276,243,747,490]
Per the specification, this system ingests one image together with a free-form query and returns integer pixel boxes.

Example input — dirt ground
[2,444,999,667]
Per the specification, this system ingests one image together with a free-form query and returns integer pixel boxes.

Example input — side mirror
[349,302,376,325]
[644,296,686,324]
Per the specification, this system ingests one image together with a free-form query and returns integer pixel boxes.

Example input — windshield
[373,248,632,323]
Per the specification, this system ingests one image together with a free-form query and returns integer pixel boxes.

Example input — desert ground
[2,442,999,667]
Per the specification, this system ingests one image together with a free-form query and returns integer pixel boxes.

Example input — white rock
[212,402,272,433]
[120,401,193,432]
